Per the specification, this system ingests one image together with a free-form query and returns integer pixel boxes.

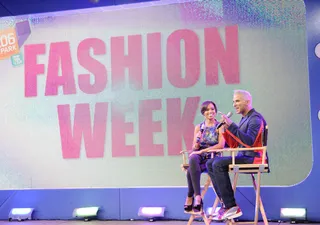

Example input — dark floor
[0,221,303,225]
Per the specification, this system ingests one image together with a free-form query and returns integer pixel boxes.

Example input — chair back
[262,124,270,173]
[263,126,268,146]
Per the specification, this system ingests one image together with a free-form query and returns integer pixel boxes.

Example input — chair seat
[183,163,269,173]
[229,164,269,173]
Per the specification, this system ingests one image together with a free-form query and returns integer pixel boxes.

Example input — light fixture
[72,206,99,221]
[8,208,34,221]
[280,208,307,223]
[138,207,165,221]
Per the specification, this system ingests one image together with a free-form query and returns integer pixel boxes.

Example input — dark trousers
[206,156,254,208]
[186,154,207,197]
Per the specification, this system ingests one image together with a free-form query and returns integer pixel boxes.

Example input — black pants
[186,154,208,197]
[206,156,254,208]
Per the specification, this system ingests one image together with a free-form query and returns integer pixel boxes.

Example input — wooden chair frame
[206,146,269,225]
[180,151,223,225]
[181,123,269,225]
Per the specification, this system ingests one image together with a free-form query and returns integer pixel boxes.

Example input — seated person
[206,90,267,220]
[184,100,225,213]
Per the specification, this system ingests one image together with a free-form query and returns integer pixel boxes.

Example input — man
[206,89,267,220]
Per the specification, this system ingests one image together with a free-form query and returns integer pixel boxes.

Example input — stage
[0,0,317,223]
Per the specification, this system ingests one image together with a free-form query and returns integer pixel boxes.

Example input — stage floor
[0,221,294,225]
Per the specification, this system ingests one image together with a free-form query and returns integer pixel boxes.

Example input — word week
[23,25,240,158]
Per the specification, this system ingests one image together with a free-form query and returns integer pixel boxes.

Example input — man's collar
[243,108,255,118]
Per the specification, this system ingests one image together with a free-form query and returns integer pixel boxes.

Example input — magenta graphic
[15,20,31,47]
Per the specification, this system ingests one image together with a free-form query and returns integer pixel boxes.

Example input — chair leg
[202,213,211,225]
[259,197,268,225]
[211,196,220,215]
[201,176,212,199]
[210,177,223,217]
[251,174,269,225]
[226,219,235,225]
[209,173,238,218]
[232,173,239,191]
[186,175,212,225]
[253,172,261,225]
[224,173,239,225]
[188,212,210,225]
[187,215,195,225]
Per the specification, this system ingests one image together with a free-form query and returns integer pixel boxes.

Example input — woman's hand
[193,143,200,150]
[189,150,204,157]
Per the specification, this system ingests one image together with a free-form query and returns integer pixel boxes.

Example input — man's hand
[218,111,233,127]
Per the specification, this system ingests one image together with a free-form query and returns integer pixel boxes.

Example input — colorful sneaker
[211,208,226,221]
[212,205,242,220]
[211,207,225,217]
[221,206,243,220]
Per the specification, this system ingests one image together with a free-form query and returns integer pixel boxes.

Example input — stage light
[138,207,165,220]
[8,208,34,221]
[73,206,99,221]
[280,208,306,223]
[206,206,221,215]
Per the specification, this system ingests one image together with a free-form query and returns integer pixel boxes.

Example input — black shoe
[184,198,194,212]
[193,199,203,212]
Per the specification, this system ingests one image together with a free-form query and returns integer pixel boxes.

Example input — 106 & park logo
[0,27,23,67]
[0,16,51,67]
[0,16,56,67]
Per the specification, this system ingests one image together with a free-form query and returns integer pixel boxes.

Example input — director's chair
[180,150,222,225]
[207,125,269,225]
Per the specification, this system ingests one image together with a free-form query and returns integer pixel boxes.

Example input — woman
[184,100,225,213]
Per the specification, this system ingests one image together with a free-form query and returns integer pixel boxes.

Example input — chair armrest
[180,150,189,154]
[206,146,267,165]
[180,150,190,169]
